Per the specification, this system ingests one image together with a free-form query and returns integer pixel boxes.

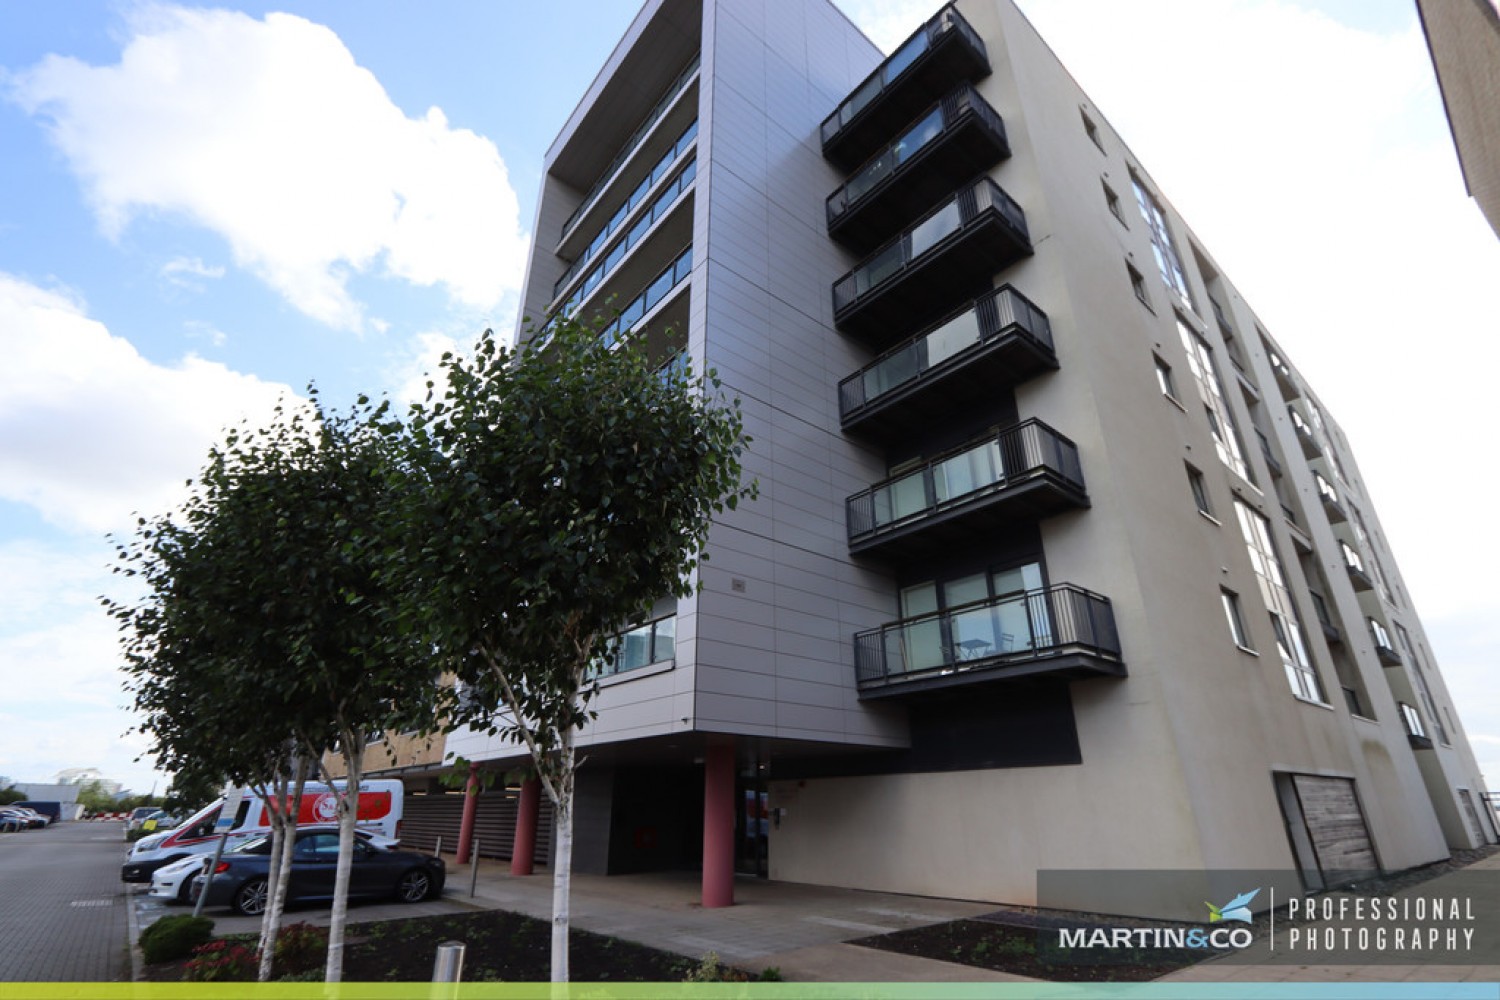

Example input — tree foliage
[106,391,444,982]
[402,319,753,980]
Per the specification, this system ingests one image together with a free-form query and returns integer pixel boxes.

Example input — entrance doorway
[736,759,768,877]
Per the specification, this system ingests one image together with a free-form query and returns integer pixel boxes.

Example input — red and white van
[122,780,404,882]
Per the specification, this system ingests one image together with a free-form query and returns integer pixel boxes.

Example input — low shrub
[138,915,214,964]
[182,940,258,982]
[273,922,328,976]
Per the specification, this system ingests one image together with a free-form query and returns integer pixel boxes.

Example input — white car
[147,826,399,904]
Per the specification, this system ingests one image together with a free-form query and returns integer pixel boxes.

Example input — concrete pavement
[0,820,130,982]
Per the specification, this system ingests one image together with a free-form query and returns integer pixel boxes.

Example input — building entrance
[736,759,768,878]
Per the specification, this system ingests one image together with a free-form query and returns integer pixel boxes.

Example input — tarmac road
[0,820,131,982]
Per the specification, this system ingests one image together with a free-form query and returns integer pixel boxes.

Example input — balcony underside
[823,30,990,171]
[842,329,1057,439]
[850,474,1088,560]
[830,112,1010,253]
[858,647,1126,699]
[1407,733,1434,751]
[1346,565,1374,592]
[1375,646,1403,667]
[835,216,1031,344]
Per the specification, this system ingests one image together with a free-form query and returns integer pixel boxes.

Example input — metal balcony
[846,420,1086,559]
[827,85,1010,252]
[832,177,1031,342]
[838,285,1056,438]
[821,5,990,171]
[854,584,1125,697]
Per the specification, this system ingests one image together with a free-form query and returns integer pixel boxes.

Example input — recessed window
[1221,589,1251,649]
[1081,107,1104,152]
[1399,702,1427,739]
[1128,262,1150,308]
[1154,354,1177,400]
[1103,180,1125,224]
[1130,168,1194,311]
[1186,464,1212,516]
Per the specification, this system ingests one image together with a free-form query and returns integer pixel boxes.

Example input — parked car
[190,828,444,916]
[125,806,161,839]
[124,779,404,883]
[148,826,397,904]
[5,807,47,829]
[0,808,30,833]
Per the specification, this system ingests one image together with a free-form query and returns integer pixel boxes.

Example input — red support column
[701,738,735,908]
[455,764,479,864]
[510,777,541,876]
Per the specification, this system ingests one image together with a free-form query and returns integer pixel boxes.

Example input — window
[1221,589,1251,649]
[1396,624,1449,743]
[1235,499,1326,703]
[1127,262,1150,308]
[1368,618,1395,654]
[1154,355,1177,400]
[1081,107,1104,151]
[1399,702,1427,739]
[1103,180,1125,224]
[1131,170,1193,310]
[1186,464,1212,516]
[595,615,677,677]
[1339,540,1365,574]
[1314,472,1339,505]
[1178,318,1250,480]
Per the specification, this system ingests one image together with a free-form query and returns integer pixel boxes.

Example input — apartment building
[447,0,1496,919]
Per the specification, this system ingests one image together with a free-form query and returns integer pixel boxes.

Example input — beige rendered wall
[771,0,1454,910]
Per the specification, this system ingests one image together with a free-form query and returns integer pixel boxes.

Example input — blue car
[190,828,445,916]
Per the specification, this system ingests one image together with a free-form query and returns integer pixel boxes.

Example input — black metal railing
[832,177,1027,318]
[853,583,1120,688]
[826,85,1006,227]
[820,5,987,149]
[846,419,1082,542]
[559,55,700,244]
[839,285,1052,420]
[553,122,697,301]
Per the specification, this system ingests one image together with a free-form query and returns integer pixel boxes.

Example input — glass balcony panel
[925,306,982,367]
[842,76,883,127]
[845,107,944,205]
[884,31,930,84]
[910,199,962,256]
[862,342,922,400]
[857,243,907,296]
[933,439,1002,502]
[853,584,1122,694]
[873,470,928,525]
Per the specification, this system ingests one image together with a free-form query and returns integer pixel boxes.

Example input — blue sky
[1,1,1495,799]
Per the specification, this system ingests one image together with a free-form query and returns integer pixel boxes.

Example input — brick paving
[0,821,131,982]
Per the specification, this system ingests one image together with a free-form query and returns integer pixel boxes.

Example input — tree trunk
[549,729,575,983]
[324,748,361,983]
[258,761,308,981]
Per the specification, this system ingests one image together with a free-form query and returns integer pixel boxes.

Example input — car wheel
[175,875,196,905]
[395,869,432,903]
[232,878,269,916]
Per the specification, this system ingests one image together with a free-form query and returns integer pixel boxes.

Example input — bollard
[431,940,466,982]
[433,835,443,859]
[469,839,480,897]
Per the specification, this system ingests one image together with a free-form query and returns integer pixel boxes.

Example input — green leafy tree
[403,320,752,981]
[0,788,26,806]
[74,779,119,814]
[108,392,443,983]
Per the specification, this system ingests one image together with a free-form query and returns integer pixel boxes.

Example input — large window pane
[910,200,961,257]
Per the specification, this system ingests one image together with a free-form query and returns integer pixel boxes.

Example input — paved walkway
[0,821,130,982]
[122,838,1500,986]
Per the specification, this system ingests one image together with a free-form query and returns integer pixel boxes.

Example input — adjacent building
[1418,0,1500,240]
[448,0,1496,919]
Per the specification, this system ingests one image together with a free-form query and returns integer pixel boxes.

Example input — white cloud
[160,255,225,286]
[9,5,528,331]
[0,272,294,533]
[389,330,462,409]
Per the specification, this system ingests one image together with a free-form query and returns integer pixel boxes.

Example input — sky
[0,0,1495,802]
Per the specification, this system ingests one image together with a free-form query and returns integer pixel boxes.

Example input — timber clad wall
[1293,775,1377,873]
[401,791,554,865]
